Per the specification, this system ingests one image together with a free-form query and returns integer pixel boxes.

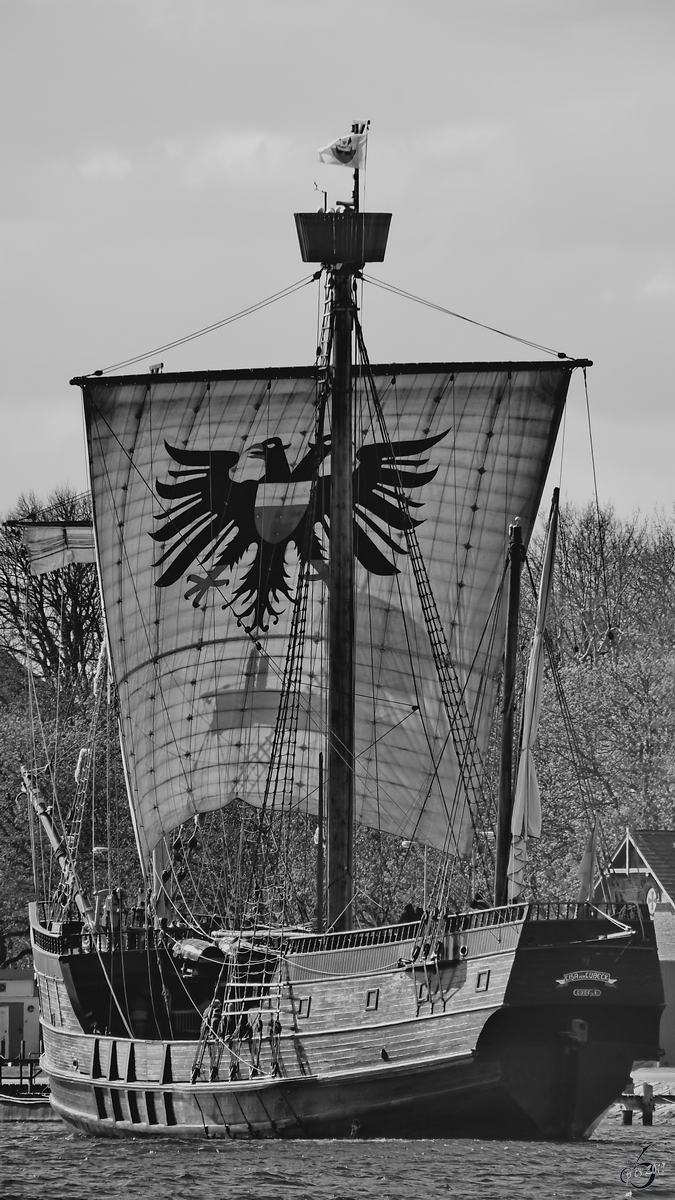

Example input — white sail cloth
[576,817,598,903]
[21,523,95,575]
[79,363,573,861]
[507,490,559,900]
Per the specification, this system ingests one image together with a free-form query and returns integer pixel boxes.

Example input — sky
[1,0,673,519]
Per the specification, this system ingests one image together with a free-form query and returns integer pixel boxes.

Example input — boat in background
[23,137,663,1138]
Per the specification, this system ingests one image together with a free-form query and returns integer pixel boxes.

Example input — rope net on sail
[79,359,574,894]
[352,311,501,902]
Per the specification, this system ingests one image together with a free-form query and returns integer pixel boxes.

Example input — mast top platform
[295,211,391,265]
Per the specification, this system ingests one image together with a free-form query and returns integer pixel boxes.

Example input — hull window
[476,970,491,993]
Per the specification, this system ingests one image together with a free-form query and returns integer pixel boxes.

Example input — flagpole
[351,120,367,212]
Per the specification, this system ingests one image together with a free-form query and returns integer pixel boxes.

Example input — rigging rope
[543,630,615,889]
[583,367,614,647]
[86,274,320,376]
[353,313,496,900]
[522,556,614,894]
[361,274,573,359]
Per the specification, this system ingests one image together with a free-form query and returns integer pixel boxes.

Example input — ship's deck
[30,899,646,958]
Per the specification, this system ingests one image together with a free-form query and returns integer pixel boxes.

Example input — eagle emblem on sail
[151,429,448,630]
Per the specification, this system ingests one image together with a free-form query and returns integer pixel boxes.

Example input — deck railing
[525,900,643,923]
[31,898,646,959]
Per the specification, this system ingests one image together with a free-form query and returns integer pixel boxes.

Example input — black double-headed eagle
[151,429,447,631]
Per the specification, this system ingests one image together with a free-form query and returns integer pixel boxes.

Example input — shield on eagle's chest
[253,480,313,544]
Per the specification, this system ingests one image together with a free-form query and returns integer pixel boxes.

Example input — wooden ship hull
[31,901,663,1140]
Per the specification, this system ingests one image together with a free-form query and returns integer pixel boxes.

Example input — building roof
[605,828,675,906]
[632,830,675,906]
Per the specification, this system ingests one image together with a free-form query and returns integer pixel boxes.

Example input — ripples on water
[3,1112,675,1200]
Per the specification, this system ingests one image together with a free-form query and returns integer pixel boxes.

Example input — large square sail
[77,361,574,861]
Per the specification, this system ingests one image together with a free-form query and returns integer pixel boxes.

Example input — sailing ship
[25,137,663,1139]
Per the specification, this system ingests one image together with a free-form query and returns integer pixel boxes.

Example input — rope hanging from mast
[352,311,497,903]
[361,274,573,359]
[87,274,320,376]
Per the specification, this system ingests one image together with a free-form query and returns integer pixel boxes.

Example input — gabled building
[0,969,40,1061]
[596,828,675,1065]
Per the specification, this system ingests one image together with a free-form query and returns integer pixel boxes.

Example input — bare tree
[0,488,101,694]
[521,503,675,896]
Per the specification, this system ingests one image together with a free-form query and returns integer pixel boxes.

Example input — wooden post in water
[494,521,523,907]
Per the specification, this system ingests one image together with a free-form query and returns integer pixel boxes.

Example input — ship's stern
[475,903,664,1138]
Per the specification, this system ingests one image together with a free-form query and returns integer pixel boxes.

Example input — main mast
[295,169,390,932]
[326,262,356,929]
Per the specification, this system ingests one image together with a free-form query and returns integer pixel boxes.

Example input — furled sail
[508,488,559,900]
[77,362,576,861]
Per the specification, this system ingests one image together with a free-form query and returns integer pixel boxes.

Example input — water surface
[3,1108,675,1200]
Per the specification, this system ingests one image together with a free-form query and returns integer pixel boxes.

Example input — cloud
[392,119,526,216]
[79,151,131,181]
[638,272,675,299]
[180,132,294,187]
[419,121,509,167]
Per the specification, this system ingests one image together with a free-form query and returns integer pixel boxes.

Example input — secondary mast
[494,521,524,906]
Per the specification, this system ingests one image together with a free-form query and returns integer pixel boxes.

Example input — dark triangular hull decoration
[161,1043,172,1085]
[126,1042,136,1083]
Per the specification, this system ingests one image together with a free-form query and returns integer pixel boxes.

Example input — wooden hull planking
[31,905,664,1140]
